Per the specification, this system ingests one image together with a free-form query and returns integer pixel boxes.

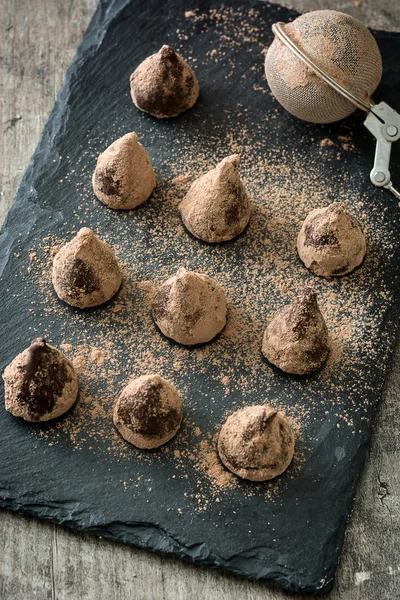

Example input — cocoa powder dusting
[15,6,397,509]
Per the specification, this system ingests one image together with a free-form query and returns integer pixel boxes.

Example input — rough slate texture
[0,0,399,595]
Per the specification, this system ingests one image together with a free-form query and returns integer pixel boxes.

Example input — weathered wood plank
[0,0,97,225]
[0,1,399,598]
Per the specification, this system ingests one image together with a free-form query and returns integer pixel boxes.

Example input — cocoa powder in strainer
[265,10,382,123]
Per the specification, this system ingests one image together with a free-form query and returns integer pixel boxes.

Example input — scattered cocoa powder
[13,5,397,510]
[320,138,334,148]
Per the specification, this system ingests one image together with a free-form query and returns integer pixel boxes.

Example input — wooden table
[1,1,399,598]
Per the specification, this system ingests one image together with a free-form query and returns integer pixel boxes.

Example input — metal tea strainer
[265,10,400,200]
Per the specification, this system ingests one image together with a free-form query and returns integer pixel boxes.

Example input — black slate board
[0,0,399,595]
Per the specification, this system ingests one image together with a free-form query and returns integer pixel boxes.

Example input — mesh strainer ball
[265,10,383,124]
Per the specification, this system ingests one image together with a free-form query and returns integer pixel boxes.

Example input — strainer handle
[386,184,400,200]
[364,102,400,200]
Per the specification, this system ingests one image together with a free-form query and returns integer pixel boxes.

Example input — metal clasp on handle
[364,102,400,199]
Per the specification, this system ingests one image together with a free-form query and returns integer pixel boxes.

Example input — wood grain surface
[0,1,399,598]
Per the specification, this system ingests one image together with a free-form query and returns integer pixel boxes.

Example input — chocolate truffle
[130,45,199,118]
[152,267,227,345]
[218,405,295,481]
[52,228,122,309]
[178,155,251,243]
[2,339,78,422]
[113,374,183,449]
[262,288,329,375]
[297,202,366,277]
[92,132,156,210]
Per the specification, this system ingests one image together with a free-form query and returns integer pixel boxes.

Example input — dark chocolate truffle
[262,287,329,375]
[113,374,183,449]
[2,339,78,422]
[92,132,156,210]
[152,267,227,345]
[52,228,122,308]
[218,405,295,481]
[297,202,366,277]
[178,155,251,243]
[130,45,199,118]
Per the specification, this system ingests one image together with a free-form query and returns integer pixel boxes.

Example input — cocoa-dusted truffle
[92,132,156,210]
[2,339,78,422]
[218,405,295,481]
[152,267,227,345]
[297,202,366,277]
[130,45,199,118]
[52,228,122,308]
[262,288,329,375]
[113,374,183,449]
[178,155,251,243]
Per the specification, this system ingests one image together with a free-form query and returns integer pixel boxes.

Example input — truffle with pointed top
[130,45,199,118]
[297,202,366,277]
[262,288,329,374]
[52,228,122,308]
[178,155,251,243]
[218,405,295,481]
[113,374,183,449]
[152,267,227,345]
[2,339,78,422]
[92,132,156,210]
